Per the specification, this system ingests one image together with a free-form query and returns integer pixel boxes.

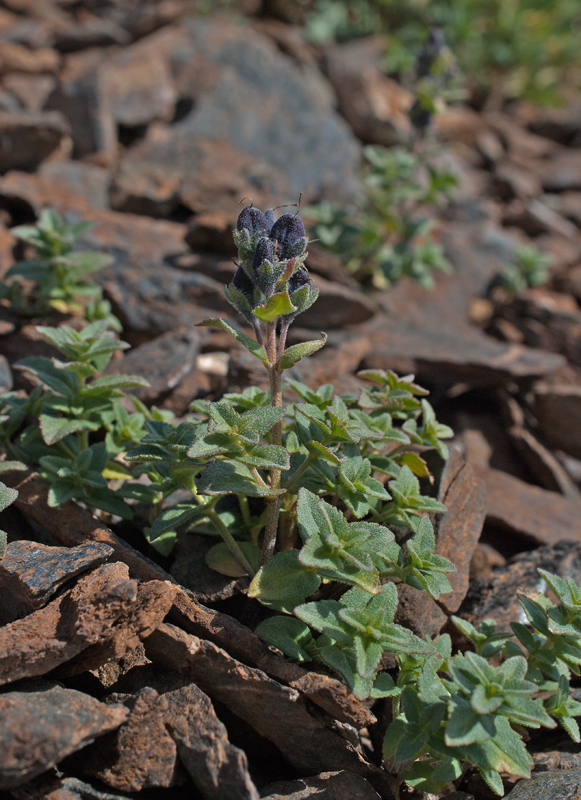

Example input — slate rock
[55,578,176,678]
[170,533,243,603]
[0,540,113,624]
[300,275,375,329]
[0,681,128,789]
[324,35,413,146]
[101,260,228,336]
[504,770,581,799]
[0,354,12,391]
[144,623,393,798]
[475,466,581,548]
[0,110,69,172]
[113,18,362,214]
[12,776,133,800]
[529,384,581,460]
[261,770,382,799]
[76,688,178,791]
[360,221,565,387]
[163,680,260,800]
[434,450,486,614]
[103,330,203,404]
[0,562,137,686]
[457,540,581,632]
[1,469,172,583]
[169,587,376,731]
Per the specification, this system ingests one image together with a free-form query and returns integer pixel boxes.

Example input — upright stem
[261,321,283,566]
[207,508,256,579]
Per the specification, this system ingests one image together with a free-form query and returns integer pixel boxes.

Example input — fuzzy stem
[207,508,256,579]
[238,493,251,526]
[261,321,283,566]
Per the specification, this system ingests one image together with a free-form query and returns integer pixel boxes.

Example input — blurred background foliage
[299,0,581,107]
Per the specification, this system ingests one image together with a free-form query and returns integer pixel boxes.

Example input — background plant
[0,320,174,525]
[307,28,459,290]
[1,208,120,328]
[501,244,552,293]
[305,0,581,106]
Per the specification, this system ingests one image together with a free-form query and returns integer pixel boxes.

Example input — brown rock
[503,198,578,239]
[170,533,244,603]
[485,112,556,159]
[0,562,137,686]
[458,541,581,632]
[475,466,581,547]
[324,36,413,146]
[493,158,542,200]
[10,775,134,800]
[0,469,174,583]
[301,275,375,329]
[56,579,176,678]
[507,424,581,500]
[0,110,69,171]
[434,449,486,614]
[394,584,448,639]
[262,770,382,799]
[359,220,565,387]
[103,330,203,405]
[542,149,581,192]
[77,688,178,791]
[304,243,360,289]
[163,680,260,800]
[144,624,394,798]
[2,74,56,111]
[0,540,113,623]
[170,588,375,731]
[0,42,59,73]
[529,384,581,459]
[0,681,128,790]
[504,770,581,800]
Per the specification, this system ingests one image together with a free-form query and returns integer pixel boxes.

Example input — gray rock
[113,18,362,216]
[0,110,69,172]
[261,770,382,799]
[505,769,581,799]
[12,776,133,800]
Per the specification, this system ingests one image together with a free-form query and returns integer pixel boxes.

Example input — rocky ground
[3,1,581,799]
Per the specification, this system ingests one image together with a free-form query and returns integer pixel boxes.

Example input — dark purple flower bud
[232,265,256,305]
[270,214,306,258]
[253,237,276,273]
[288,266,311,295]
[236,206,270,238]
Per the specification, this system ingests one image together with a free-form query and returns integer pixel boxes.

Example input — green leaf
[294,600,354,647]
[17,357,78,398]
[0,482,18,513]
[197,461,285,498]
[253,290,297,322]
[255,617,315,662]
[39,415,100,446]
[196,318,267,363]
[445,695,496,746]
[279,335,328,369]
[205,542,262,577]
[249,549,321,612]
[87,487,133,519]
[149,503,208,540]
[144,526,177,556]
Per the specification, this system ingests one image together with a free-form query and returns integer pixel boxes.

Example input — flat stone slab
[261,770,382,799]
[475,466,581,546]
[0,541,113,623]
[0,681,128,790]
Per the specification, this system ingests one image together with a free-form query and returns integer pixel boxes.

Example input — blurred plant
[0,480,17,559]
[0,209,120,329]
[309,144,456,289]
[0,321,172,526]
[308,27,459,290]
[501,244,552,293]
[305,0,581,105]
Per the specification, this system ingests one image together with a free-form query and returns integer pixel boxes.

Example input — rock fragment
[0,681,128,790]
[76,688,178,792]
[0,540,113,623]
[262,770,382,799]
